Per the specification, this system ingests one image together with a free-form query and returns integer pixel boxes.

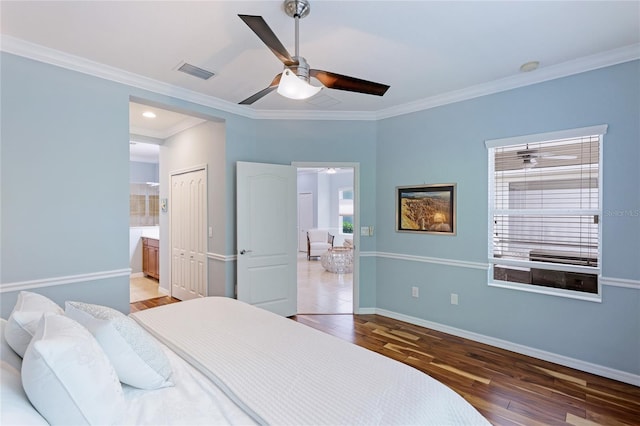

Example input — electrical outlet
[450,293,459,305]
[412,287,419,298]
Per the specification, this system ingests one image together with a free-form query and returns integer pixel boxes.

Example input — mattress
[131,297,490,425]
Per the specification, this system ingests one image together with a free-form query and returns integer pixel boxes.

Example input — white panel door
[171,169,207,301]
[237,161,297,317]
[298,193,314,252]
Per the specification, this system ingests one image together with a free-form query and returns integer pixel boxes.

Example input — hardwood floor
[130,297,640,425]
[130,296,181,313]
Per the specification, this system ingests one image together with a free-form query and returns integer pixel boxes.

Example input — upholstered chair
[307,229,334,260]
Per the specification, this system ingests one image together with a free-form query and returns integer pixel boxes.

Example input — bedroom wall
[0,52,243,315]
[2,49,636,383]
[375,60,640,379]
[1,53,132,316]
[0,52,378,311]
[159,120,226,296]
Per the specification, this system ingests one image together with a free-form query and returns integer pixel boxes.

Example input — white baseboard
[374,308,640,387]
[130,272,144,279]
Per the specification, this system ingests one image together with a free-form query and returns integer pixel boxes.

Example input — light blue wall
[1,53,131,314]
[130,161,158,183]
[375,60,640,375]
[237,119,378,255]
[1,51,637,378]
[0,53,379,313]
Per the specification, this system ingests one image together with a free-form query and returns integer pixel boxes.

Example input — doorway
[129,137,162,303]
[128,100,213,303]
[294,164,357,314]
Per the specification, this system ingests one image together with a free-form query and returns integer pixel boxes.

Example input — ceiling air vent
[177,62,215,80]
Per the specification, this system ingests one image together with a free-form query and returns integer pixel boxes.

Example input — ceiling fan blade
[238,15,298,66]
[310,69,390,96]
[239,73,282,105]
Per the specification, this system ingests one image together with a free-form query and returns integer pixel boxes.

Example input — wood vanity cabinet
[142,237,159,280]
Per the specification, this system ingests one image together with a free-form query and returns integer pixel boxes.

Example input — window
[485,125,606,301]
[338,188,354,234]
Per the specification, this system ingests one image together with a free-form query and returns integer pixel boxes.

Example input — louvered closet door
[171,169,207,300]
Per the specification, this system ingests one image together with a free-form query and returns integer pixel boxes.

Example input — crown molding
[252,108,377,121]
[0,35,254,119]
[375,43,640,120]
[2,35,638,122]
[130,116,207,140]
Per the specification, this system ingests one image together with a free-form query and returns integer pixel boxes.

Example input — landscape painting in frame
[396,184,456,235]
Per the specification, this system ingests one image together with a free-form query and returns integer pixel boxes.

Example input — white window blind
[486,125,606,300]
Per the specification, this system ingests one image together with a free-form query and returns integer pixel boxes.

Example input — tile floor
[296,252,353,314]
[130,253,353,313]
[129,276,164,303]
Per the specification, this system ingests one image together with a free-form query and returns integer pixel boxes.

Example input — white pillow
[65,301,173,389]
[5,291,64,357]
[0,360,48,425]
[21,314,125,425]
[1,318,23,370]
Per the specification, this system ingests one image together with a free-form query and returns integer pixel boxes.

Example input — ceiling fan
[238,0,390,105]
[517,146,577,168]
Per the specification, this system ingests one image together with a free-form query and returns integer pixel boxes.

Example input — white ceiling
[2,1,639,117]
[129,102,208,163]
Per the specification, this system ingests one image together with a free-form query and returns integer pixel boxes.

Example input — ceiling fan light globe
[277,69,322,100]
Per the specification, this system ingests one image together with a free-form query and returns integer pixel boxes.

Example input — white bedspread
[131,297,490,426]
[122,340,256,425]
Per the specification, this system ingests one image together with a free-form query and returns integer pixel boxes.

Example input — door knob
[240,249,253,255]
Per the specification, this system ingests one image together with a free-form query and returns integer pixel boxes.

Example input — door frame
[292,161,360,314]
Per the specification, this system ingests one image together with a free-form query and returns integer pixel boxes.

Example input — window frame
[338,187,354,235]
[485,125,607,302]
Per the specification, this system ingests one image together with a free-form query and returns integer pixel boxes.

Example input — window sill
[488,279,602,302]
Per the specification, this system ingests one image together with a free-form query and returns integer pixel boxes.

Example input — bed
[1,292,490,425]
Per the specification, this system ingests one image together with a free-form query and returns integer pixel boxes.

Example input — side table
[320,247,354,273]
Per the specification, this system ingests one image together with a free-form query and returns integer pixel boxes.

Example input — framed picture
[396,184,456,235]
